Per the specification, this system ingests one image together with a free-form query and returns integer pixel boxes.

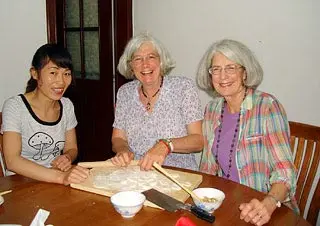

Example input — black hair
[26,43,75,93]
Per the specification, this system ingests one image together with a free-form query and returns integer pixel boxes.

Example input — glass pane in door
[83,0,98,27]
[84,31,100,80]
[66,32,81,78]
[65,0,80,27]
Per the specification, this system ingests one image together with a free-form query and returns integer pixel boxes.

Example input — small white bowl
[192,187,225,213]
[110,191,146,218]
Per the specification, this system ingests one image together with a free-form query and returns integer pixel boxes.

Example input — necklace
[214,88,247,179]
[141,77,163,111]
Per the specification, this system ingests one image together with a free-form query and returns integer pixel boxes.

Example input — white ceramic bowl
[192,187,225,213]
[110,191,146,218]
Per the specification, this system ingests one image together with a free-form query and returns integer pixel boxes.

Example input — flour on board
[92,165,192,193]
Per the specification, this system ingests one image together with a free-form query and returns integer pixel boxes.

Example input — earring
[243,71,247,82]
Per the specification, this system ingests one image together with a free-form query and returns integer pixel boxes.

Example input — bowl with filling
[192,187,225,213]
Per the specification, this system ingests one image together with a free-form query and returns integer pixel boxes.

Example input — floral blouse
[113,76,203,171]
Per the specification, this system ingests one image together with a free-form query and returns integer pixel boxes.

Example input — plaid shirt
[200,89,299,213]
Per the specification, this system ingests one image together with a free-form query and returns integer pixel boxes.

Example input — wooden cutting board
[70,160,202,209]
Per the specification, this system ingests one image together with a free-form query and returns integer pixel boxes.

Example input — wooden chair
[0,112,5,177]
[289,121,320,225]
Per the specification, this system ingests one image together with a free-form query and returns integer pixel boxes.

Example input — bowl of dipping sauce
[192,187,225,213]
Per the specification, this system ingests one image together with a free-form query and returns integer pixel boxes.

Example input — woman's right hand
[111,150,134,167]
[139,141,168,171]
[62,165,90,185]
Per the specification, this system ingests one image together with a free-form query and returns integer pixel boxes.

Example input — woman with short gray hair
[111,32,203,171]
[196,39,298,225]
[117,32,175,79]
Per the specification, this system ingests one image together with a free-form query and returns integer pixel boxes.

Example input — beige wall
[0,0,47,107]
[133,0,320,127]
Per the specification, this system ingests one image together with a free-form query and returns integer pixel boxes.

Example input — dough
[93,165,191,194]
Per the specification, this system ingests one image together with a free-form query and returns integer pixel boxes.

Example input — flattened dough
[93,165,192,193]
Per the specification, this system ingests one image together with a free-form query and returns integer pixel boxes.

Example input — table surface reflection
[0,167,311,226]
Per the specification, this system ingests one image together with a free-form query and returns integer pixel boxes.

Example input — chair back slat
[295,140,313,205]
[0,112,4,177]
[302,142,320,221]
[289,121,320,226]
[298,141,318,214]
[307,178,320,225]
[293,138,305,170]
[290,136,295,154]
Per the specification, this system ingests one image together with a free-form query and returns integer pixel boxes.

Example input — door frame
[45,0,132,92]
[45,0,132,161]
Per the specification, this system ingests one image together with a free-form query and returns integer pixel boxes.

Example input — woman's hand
[51,154,72,172]
[62,165,90,185]
[139,142,168,171]
[239,197,277,226]
[111,150,134,167]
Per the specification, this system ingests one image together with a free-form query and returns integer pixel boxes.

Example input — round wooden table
[0,170,311,226]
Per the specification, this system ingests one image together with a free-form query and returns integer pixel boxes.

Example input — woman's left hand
[51,154,72,172]
[239,197,277,226]
[139,142,169,171]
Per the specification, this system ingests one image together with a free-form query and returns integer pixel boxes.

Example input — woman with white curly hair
[111,32,203,171]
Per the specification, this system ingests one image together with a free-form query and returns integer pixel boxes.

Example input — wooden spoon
[152,162,203,202]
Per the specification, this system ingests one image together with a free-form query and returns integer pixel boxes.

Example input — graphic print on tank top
[28,132,64,161]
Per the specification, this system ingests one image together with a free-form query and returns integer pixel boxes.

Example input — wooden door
[46,0,132,162]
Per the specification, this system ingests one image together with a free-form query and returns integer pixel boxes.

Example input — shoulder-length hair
[196,39,263,95]
[117,32,176,79]
[26,43,74,93]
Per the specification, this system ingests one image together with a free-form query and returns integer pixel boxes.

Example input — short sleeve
[113,85,128,130]
[1,97,22,134]
[62,98,78,130]
[181,79,203,124]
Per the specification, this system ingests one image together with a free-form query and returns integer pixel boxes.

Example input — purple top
[212,105,240,183]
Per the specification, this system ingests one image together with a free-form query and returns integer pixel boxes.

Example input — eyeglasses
[208,64,244,75]
[131,53,159,66]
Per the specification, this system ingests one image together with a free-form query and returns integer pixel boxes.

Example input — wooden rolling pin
[78,160,139,168]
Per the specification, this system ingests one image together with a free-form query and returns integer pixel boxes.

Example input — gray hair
[196,39,263,95]
[117,32,176,79]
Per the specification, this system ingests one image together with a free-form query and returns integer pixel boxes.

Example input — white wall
[133,0,320,127]
[0,0,47,108]
[133,0,320,221]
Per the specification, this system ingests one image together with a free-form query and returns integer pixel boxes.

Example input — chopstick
[152,162,203,202]
[0,190,12,196]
